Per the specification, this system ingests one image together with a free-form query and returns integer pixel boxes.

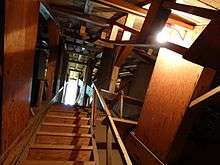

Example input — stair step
[40,123,90,134]
[49,109,89,114]
[35,134,91,145]
[47,111,89,117]
[42,122,90,128]
[44,115,90,125]
[36,132,92,138]
[27,149,93,161]
[27,144,94,161]
[22,160,95,165]
[31,144,93,150]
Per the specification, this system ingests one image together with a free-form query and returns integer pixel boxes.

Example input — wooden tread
[31,144,93,150]
[42,122,90,128]
[22,104,99,165]
[46,115,90,120]
[22,160,95,165]
[36,131,92,138]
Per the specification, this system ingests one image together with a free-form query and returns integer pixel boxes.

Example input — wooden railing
[92,84,133,165]
[100,89,143,119]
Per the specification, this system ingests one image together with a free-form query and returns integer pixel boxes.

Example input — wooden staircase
[21,104,99,165]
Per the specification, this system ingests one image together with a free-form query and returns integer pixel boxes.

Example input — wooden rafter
[162,1,219,20]
[114,0,173,67]
[92,0,196,29]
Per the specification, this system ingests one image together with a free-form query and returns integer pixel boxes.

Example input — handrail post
[106,125,112,165]
[92,90,97,127]
[120,90,124,118]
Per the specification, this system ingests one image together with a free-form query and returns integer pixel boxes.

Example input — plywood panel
[2,0,39,151]
[46,20,60,98]
[135,53,205,161]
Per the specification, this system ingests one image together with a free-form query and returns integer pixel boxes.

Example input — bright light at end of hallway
[64,80,78,105]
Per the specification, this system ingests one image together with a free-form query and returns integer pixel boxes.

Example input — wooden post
[109,66,120,93]
[120,90,124,118]
[106,125,112,165]
[36,80,45,108]
[92,91,97,127]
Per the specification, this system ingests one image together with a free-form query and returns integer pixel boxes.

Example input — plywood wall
[135,53,214,162]
[1,0,39,151]
[46,20,60,99]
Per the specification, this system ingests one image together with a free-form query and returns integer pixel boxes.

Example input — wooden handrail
[189,86,220,108]
[93,84,132,165]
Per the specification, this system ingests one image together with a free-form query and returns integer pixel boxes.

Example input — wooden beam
[106,125,112,165]
[114,0,174,66]
[189,85,220,109]
[184,19,220,69]
[93,85,132,165]
[135,53,215,163]
[162,1,219,20]
[92,0,195,29]
[52,5,110,27]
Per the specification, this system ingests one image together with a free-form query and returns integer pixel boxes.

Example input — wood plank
[42,122,90,128]
[44,115,90,125]
[35,135,91,145]
[31,144,93,150]
[46,114,90,120]
[162,1,219,20]
[189,85,220,108]
[112,117,138,125]
[125,132,164,165]
[36,131,92,138]
[135,53,214,163]
[115,0,172,67]
[106,125,112,165]
[93,85,132,165]
[40,124,90,134]
[92,0,195,29]
[47,111,88,117]
[2,0,40,150]
[27,149,93,161]
[22,160,95,165]
[92,138,99,165]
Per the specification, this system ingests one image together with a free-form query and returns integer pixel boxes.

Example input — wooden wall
[1,0,39,151]
[46,20,60,99]
[134,53,215,163]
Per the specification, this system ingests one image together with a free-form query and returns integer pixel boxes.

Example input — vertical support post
[106,125,112,165]
[36,80,45,108]
[120,90,124,118]
[109,66,120,93]
[92,90,97,127]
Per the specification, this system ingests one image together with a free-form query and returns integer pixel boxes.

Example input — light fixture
[156,27,169,43]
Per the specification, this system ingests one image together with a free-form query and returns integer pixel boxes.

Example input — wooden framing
[92,0,195,29]
[134,53,215,164]
[93,84,132,164]
[115,0,172,67]
[162,1,219,20]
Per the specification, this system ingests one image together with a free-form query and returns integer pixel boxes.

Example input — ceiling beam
[162,1,219,20]
[115,0,173,67]
[52,4,139,35]
[185,19,220,69]
[53,6,110,27]
[92,0,196,29]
